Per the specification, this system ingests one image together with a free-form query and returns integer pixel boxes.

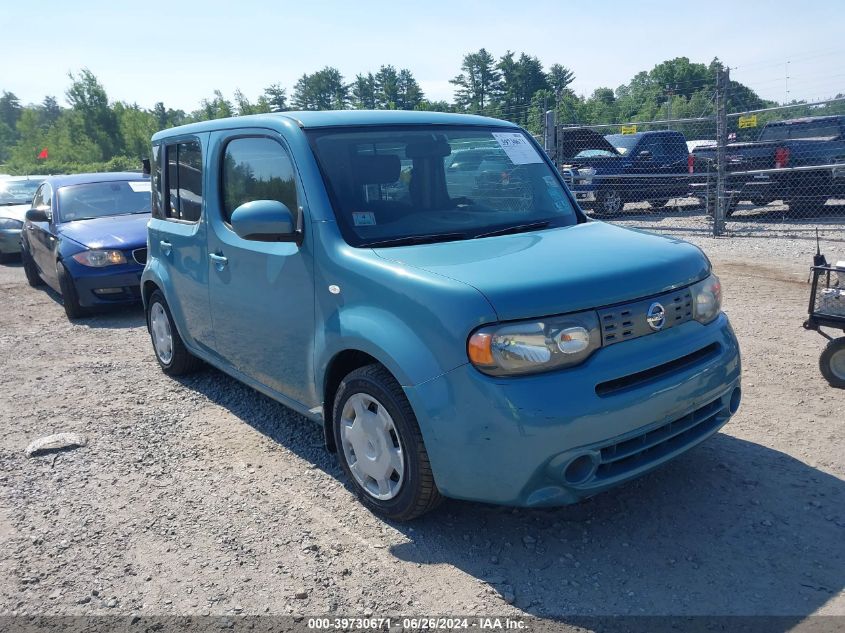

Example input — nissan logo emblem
[646,302,666,331]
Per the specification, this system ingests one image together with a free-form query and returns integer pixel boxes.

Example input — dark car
[558,129,691,214]
[21,172,151,318]
[692,115,845,215]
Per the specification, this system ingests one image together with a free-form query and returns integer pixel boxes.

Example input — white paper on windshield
[128,181,151,193]
[492,132,543,165]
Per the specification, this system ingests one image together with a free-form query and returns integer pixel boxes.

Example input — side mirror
[26,208,50,223]
[230,200,298,242]
[636,150,653,161]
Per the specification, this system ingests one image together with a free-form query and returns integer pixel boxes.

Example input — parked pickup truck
[558,128,691,215]
[691,115,845,215]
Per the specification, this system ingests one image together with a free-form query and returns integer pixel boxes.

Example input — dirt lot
[0,224,843,627]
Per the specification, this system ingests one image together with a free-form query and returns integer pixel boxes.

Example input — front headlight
[71,250,127,267]
[468,310,601,376]
[691,274,722,324]
[575,167,596,184]
[0,218,24,230]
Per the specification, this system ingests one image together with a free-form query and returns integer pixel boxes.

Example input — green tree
[65,69,118,158]
[351,73,376,109]
[374,65,400,109]
[396,69,424,110]
[498,52,548,124]
[292,67,348,110]
[194,90,235,120]
[450,48,501,113]
[547,64,575,96]
[263,84,288,112]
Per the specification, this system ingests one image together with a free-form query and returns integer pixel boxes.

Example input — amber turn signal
[467,332,494,366]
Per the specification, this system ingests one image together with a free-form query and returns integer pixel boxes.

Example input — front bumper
[0,228,22,254]
[571,187,596,203]
[404,313,741,507]
[64,259,144,307]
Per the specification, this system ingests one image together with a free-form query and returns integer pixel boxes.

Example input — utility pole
[544,109,556,162]
[714,67,729,236]
[666,85,675,129]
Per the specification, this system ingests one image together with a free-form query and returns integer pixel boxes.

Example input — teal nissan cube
[142,111,741,520]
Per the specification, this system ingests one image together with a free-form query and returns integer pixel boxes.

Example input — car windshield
[57,180,151,222]
[604,133,642,156]
[307,125,579,247]
[573,148,617,158]
[758,121,841,142]
[0,179,42,206]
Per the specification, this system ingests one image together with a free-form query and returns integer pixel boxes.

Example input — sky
[2,0,844,112]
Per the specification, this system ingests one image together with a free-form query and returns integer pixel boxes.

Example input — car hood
[373,222,710,321]
[58,213,150,249]
[0,203,30,223]
[558,128,620,159]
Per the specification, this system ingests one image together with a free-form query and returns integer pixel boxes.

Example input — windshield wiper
[473,221,550,239]
[363,232,468,248]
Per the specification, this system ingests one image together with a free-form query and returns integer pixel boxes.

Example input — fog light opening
[94,288,123,295]
[563,453,597,485]
[729,387,742,415]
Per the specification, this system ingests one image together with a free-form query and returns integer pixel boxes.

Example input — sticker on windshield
[492,132,543,165]
[352,211,376,227]
[128,181,151,193]
[543,176,570,210]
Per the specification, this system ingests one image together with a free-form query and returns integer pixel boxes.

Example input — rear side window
[165,140,203,222]
[221,137,298,224]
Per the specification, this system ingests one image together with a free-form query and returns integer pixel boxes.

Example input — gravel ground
[0,219,843,627]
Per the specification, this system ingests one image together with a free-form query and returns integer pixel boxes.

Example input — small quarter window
[165,140,203,222]
[151,144,163,219]
[222,137,298,224]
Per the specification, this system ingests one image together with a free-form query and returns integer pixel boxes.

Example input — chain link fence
[547,83,845,240]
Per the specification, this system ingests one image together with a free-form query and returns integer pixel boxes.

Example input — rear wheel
[22,247,43,287]
[333,364,442,520]
[819,337,845,389]
[147,290,202,375]
[57,261,86,319]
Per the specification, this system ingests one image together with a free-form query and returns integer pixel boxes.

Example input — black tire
[146,289,202,376]
[648,199,670,209]
[819,337,845,389]
[57,262,86,319]
[21,247,43,287]
[333,363,442,521]
[750,197,769,207]
[0,249,14,264]
[595,189,624,216]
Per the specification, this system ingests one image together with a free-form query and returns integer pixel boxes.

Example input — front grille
[598,287,693,346]
[592,397,727,483]
[132,247,147,265]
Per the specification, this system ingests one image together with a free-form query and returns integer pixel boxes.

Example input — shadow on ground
[176,366,844,625]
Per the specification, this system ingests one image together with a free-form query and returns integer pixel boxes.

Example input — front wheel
[819,337,845,389]
[57,261,86,319]
[648,198,670,209]
[595,189,624,215]
[333,364,441,520]
[147,289,202,375]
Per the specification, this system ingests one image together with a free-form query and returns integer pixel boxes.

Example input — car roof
[153,110,517,141]
[43,172,149,189]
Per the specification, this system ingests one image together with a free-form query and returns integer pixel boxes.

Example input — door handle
[159,240,172,255]
[209,253,228,270]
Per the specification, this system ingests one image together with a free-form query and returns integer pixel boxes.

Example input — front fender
[318,305,447,389]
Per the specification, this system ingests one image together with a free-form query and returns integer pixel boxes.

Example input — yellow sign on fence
[738,115,758,129]
[620,125,638,135]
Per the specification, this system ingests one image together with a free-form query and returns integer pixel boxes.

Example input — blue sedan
[21,172,151,318]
